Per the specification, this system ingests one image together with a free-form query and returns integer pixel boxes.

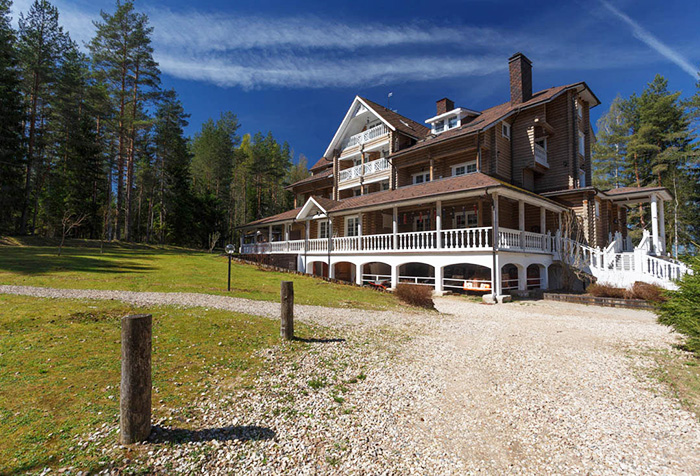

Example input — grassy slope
[0,237,398,310]
[0,294,326,474]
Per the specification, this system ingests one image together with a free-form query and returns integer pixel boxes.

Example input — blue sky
[10,0,700,165]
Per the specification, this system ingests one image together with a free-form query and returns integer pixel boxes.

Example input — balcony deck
[241,227,553,255]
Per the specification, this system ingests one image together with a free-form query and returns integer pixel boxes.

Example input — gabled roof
[310,156,332,171]
[390,82,599,159]
[243,207,302,227]
[296,196,341,221]
[359,97,430,140]
[323,96,430,159]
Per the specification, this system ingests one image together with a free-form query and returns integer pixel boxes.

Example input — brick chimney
[509,53,532,105]
[436,98,454,115]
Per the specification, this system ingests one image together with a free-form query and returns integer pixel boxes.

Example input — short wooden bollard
[280,281,294,340]
[120,314,152,444]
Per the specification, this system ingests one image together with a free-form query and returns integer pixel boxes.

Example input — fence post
[280,281,294,340]
[120,314,152,444]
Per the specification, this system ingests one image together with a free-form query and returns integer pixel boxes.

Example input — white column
[268,225,273,242]
[392,207,398,250]
[492,254,501,297]
[517,265,527,291]
[355,264,362,285]
[493,193,500,248]
[540,208,546,234]
[557,212,562,232]
[650,194,660,254]
[434,266,443,294]
[357,213,363,251]
[391,264,398,289]
[658,198,666,254]
[284,223,290,241]
[305,220,310,245]
[329,262,336,279]
[436,200,442,249]
[518,200,525,250]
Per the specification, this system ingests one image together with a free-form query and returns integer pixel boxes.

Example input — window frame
[345,215,360,237]
[412,172,431,185]
[453,210,478,229]
[578,168,586,188]
[502,122,511,140]
[451,160,477,177]
[433,120,445,133]
[578,131,585,156]
[318,220,330,239]
[413,213,431,232]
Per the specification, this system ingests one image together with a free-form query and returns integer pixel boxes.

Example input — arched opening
[443,263,492,294]
[361,262,391,288]
[526,264,543,289]
[309,261,328,278]
[398,262,435,286]
[332,261,356,283]
[501,264,519,291]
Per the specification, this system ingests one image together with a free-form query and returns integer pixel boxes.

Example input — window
[353,188,362,197]
[318,220,329,239]
[448,116,459,129]
[452,161,477,177]
[578,168,586,188]
[413,213,430,232]
[454,211,478,228]
[346,216,360,236]
[576,100,583,119]
[502,122,511,139]
[595,201,600,219]
[380,180,390,191]
[578,131,585,156]
[434,120,445,133]
[412,172,431,184]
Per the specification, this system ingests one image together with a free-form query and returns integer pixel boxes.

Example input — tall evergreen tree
[16,0,68,234]
[0,0,24,233]
[89,0,159,241]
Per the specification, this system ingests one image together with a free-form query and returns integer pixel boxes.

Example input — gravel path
[4,285,700,475]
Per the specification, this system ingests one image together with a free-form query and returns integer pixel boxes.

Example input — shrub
[395,284,435,310]
[586,283,626,299]
[625,281,667,303]
[657,256,700,354]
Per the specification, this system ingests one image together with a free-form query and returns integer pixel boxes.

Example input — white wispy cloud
[600,0,697,79]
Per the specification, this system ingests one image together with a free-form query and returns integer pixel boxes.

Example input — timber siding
[533,93,574,193]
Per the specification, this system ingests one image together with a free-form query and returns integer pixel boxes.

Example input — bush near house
[586,281,667,303]
[657,256,700,354]
[395,284,435,310]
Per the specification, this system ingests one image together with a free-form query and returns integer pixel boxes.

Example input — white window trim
[502,122,511,140]
[412,171,431,185]
[576,100,583,119]
[318,219,329,239]
[345,215,360,237]
[451,160,477,177]
[578,131,585,156]
[431,113,461,134]
[453,210,478,228]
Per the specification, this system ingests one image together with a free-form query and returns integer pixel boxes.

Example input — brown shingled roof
[604,185,667,195]
[360,97,431,140]
[310,156,332,171]
[391,83,586,159]
[244,207,302,227]
[286,167,332,189]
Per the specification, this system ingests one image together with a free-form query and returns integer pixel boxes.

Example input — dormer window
[448,116,459,129]
[434,120,445,133]
[426,107,480,135]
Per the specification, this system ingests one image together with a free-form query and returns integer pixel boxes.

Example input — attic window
[434,120,445,133]
[448,116,459,129]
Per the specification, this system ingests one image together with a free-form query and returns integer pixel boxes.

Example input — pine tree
[592,96,629,189]
[0,0,25,233]
[89,0,159,241]
[16,0,68,234]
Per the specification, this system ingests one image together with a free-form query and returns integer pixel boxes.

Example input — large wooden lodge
[239,53,688,296]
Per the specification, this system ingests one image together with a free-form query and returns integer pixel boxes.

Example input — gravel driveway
[3,285,699,475]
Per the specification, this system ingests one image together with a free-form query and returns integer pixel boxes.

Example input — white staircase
[555,230,691,289]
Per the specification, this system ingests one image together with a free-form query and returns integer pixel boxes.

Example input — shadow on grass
[293,336,346,344]
[148,425,275,444]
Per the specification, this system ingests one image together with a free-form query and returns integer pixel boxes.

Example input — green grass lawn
[0,236,398,310]
[0,293,325,474]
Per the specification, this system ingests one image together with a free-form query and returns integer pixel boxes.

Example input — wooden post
[280,281,294,340]
[120,314,152,444]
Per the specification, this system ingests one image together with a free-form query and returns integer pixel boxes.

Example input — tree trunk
[20,71,41,234]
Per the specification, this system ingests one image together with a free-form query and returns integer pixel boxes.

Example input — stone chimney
[509,53,532,105]
[436,98,455,115]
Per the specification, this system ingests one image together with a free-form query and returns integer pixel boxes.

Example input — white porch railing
[442,227,491,249]
[343,124,389,149]
[362,233,393,251]
[534,143,548,167]
[339,157,390,183]
[396,230,438,250]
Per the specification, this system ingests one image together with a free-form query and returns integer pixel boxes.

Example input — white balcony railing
[339,157,390,183]
[343,124,389,149]
[240,227,554,255]
[534,143,548,167]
